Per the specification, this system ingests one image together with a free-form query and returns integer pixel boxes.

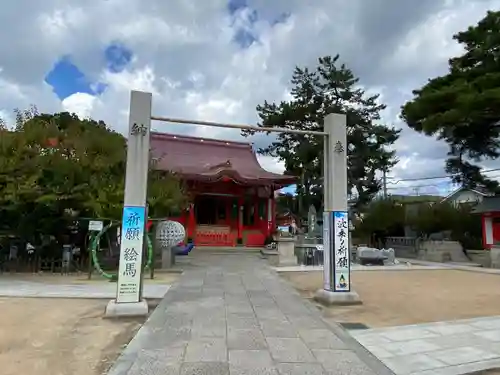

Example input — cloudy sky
[1,0,499,196]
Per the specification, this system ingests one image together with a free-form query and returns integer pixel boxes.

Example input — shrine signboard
[333,211,350,291]
[116,206,146,303]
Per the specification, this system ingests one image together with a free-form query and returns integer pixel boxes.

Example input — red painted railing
[195,231,236,246]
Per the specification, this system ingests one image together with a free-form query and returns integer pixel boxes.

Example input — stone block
[277,237,298,266]
[276,363,325,375]
[491,246,500,269]
[227,328,267,350]
[313,349,376,374]
[381,248,396,264]
[298,328,347,350]
[314,288,362,306]
[180,362,229,375]
[259,319,298,338]
[266,337,315,362]
[104,299,149,318]
[184,337,227,362]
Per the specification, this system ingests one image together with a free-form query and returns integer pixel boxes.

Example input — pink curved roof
[150,132,296,186]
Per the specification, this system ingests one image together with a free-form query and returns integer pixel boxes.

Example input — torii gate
[105,91,360,317]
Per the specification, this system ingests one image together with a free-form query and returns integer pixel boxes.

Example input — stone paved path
[0,279,170,299]
[107,253,393,375]
[351,316,500,375]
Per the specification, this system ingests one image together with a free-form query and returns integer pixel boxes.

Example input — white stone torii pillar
[105,91,152,317]
[314,113,361,305]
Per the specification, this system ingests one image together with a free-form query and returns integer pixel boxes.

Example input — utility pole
[382,169,388,199]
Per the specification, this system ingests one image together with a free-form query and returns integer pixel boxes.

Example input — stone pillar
[490,246,500,269]
[276,237,298,267]
[105,91,151,318]
[314,113,361,306]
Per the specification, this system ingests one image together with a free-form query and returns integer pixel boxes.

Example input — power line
[386,167,500,184]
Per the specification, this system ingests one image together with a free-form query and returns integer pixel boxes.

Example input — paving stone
[191,322,226,338]
[275,363,326,375]
[266,337,315,363]
[381,353,447,373]
[376,338,441,357]
[250,297,277,307]
[259,318,298,338]
[184,337,227,363]
[229,350,273,366]
[363,345,394,359]
[228,350,278,375]
[380,327,439,342]
[106,253,382,375]
[226,303,254,314]
[350,332,392,347]
[427,346,499,366]
[140,328,191,350]
[127,349,183,375]
[470,317,500,330]
[298,329,347,350]
[287,315,326,330]
[180,361,229,375]
[313,349,375,374]
[414,358,500,375]
[254,307,288,321]
[229,366,278,375]
[128,361,180,375]
[425,332,491,350]
[227,328,267,350]
[227,313,259,330]
[474,329,500,342]
[424,322,476,336]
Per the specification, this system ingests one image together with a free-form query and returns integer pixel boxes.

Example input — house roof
[150,132,297,187]
[441,186,494,203]
[389,194,442,204]
[471,196,500,214]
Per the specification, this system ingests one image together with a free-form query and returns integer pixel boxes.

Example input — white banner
[333,211,350,292]
[116,206,146,303]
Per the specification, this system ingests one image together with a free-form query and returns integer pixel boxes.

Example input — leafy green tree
[401,11,500,191]
[0,109,186,243]
[407,202,458,239]
[244,55,400,211]
[353,198,405,246]
[407,201,482,249]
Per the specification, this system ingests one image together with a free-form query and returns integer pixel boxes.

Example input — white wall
[449,190,483,205]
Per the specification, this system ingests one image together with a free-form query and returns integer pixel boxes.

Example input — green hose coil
[89,221,153,281]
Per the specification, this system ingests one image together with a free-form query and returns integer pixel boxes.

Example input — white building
[441,186,494,205]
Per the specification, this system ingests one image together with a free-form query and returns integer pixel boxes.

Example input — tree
[401,11,500,191]
[407,202,459,239]
[407,201,482,250]
[0,109,186,243]
[353,198,405,246]
[243,55,400,211]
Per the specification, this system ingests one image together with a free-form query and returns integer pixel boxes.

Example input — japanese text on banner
[116,206,145,303]
[333,211,350,291]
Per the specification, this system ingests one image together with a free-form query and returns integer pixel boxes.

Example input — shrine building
[150,132,297,247]
[472,196,500,249]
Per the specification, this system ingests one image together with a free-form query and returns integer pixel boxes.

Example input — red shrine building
[150,133,297,247]
[473,196,500,249]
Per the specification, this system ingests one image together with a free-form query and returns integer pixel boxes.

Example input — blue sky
[44,43,132,100]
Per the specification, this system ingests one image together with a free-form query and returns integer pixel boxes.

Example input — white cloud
[1,0,500,196]
[61,92,96,118]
